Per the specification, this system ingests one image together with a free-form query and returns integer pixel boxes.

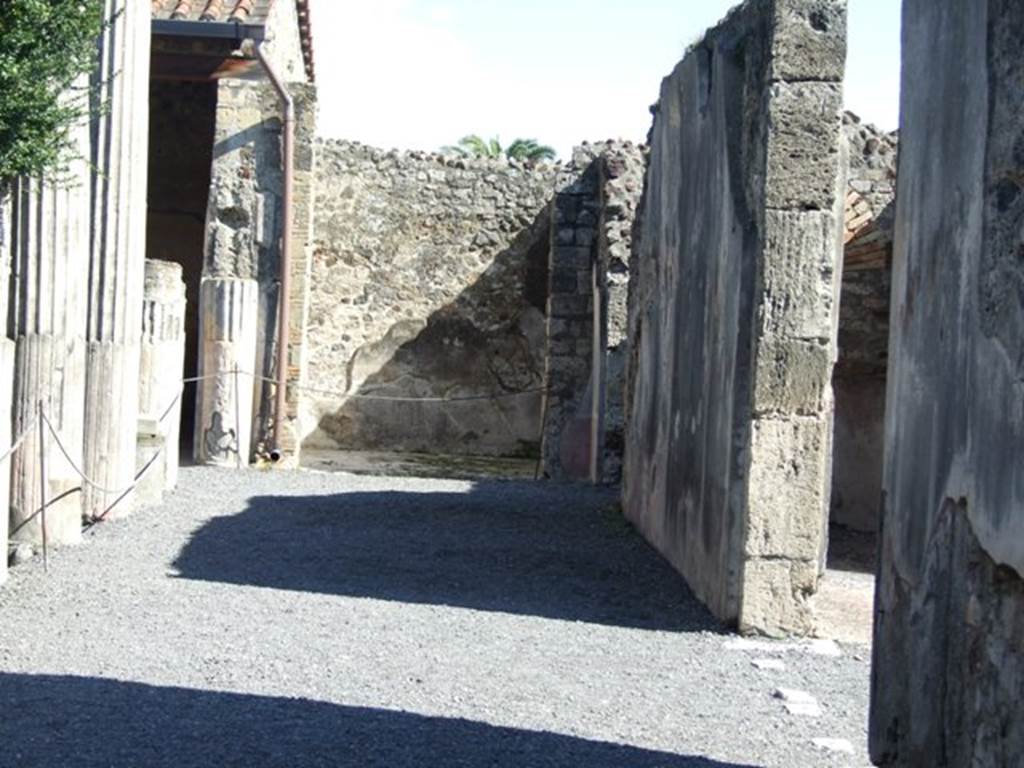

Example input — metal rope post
[37,400,48,573]
[233,365,242,469]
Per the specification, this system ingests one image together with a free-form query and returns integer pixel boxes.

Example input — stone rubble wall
[598,144,647,483]
[623,0,847,635]
[540,142,646,483]
[870,1,1024,764]
[304,141,558,458]
[831,114,898,533]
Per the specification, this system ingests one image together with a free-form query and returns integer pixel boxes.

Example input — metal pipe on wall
[255,43,295,460]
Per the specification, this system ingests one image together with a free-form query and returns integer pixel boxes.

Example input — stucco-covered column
[6,172,91,549]
[0,335,11,583]
[194,277,259,466]
[138,260,187,500]
[1,187,13,582]
[82,0,151,519]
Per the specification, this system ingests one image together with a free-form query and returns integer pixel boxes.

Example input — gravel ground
[0,467,871,767]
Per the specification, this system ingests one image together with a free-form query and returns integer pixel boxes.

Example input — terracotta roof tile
[151,0,272,25]
[152,0,314,81]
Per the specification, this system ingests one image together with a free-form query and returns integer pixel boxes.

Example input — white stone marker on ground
[773,688,822,717]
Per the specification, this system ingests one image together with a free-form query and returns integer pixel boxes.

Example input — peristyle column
[82,0,152,519]
[194,277,259,466]
[137,260,187,502]
[7,172,91,549]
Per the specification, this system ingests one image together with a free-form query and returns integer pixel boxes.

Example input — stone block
[764,82,844,212]
[745,416,830,561]
[575,228,596,247]
[550,266,578,294]
[752,339,832,415]
[760,210,838,340]
[770,0,847,84]
[739,558,818,637]
[550,294,591,319]
[556,246,593,270]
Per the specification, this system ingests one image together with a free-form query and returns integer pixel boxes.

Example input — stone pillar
[7,173,90,549]
[194,278,259,466]
[870,1,1024,764]
[622,0,846,635]
[137,261,187,501]
[0,186,12,583]
[0,337,11,583]
[541,153,600,481]
[82,0,151,519]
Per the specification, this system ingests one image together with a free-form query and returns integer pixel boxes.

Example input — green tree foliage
[443,135,557,164]
[0,0,105,181]
[505,138,556,163]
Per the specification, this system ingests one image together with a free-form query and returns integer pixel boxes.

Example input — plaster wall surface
[262,0,308,84]
[623,0,846,634]
[870,1,1024,764]
[304,141,556,458]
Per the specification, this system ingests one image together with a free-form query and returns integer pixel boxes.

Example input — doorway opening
[145,80,217,457]
[817,115,898,642]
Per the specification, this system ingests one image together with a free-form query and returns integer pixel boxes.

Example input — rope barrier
[42,412,142,496]
[241,370,547,403]
[0,421,37,466]
[8,488,81,540]
[5,368,553,557]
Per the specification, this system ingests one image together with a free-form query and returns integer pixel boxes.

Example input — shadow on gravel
[172,481,720,632]
[0,674,758,768]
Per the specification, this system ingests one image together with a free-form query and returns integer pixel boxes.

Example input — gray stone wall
[623,0,847,635]
[870,1,1024,764]
[599,144,647,483]
[304,141,557,458]
[831,115,897,533]
[541,142,646,483]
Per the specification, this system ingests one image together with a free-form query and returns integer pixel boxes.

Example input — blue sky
[311,0,901,158]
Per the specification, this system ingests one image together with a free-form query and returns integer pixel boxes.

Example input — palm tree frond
[441,135,557,163]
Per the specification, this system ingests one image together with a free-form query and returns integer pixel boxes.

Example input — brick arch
[843,191,892,271]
